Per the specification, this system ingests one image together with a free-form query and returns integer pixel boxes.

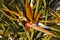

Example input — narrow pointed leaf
[0,9,18,20]
[26,0,33,22]
[2,8,20,17]
[50,10,60,21]
[33,11,41,23]
[0,23,5,31]
[15,5,27,21]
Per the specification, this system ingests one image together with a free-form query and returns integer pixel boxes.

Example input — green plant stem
[34,0,40,17]
[43,0,46,8]
[45,13,48,25]
[19,21,31,40]
[9,0,14,5]
[30,28,34,40]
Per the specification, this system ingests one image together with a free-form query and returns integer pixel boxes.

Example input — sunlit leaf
[50,10,60,21]
[26,0,33,22]
[9,0,14,5]
[0,23,5,31]
[34,0,40,17]
[2,8,20,17]
[0,9,18,21]
[15,5,27,21]
[33,11,41,23]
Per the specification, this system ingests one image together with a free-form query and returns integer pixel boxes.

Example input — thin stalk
[0,9,19,21]
[47,36,52,40]
[0,13,3,19]
[39,20,60,23]
[42,35,49,40]
[32,3,36,9]
[3,23,10,36]
[24,37,27,40]
[19,21,31,40]
[34,0,40,17]
[35,32,42,39]
[20,0,25,7]
[30,28,34,40]
[2,3,8,9]
[11,21,19,28]
[43,0,46,9]
[45,13,48,25]
[9,0,14,5]
[26,31,31,40]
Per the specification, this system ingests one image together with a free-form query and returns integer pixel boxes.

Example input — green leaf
[0,23,5,31]
[50,25,60,32]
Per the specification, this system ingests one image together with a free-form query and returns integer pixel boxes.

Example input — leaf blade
[26,0,33,22]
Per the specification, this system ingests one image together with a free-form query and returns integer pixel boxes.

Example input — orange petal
[33,11,41,23]
[26,0,33,22]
